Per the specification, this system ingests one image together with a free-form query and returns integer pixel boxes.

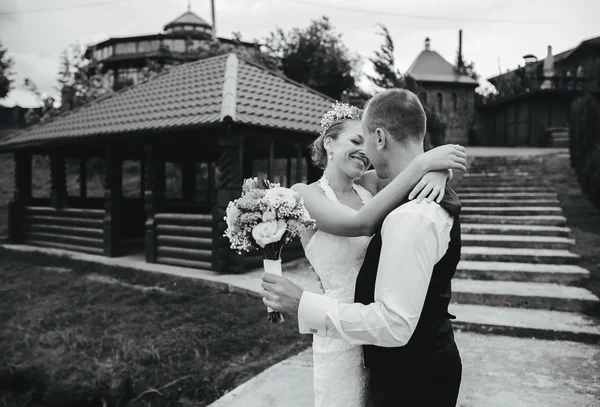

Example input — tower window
[437,92,443,113]
[452,93,458,112]
[420,92,428,105]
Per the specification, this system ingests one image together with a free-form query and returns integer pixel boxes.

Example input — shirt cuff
[298,291,332,337]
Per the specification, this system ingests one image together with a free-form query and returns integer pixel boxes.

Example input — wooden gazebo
[0,53,332,273]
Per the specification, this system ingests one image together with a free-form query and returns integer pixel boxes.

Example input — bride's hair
[310,102,363,170]
[310,120,349,170]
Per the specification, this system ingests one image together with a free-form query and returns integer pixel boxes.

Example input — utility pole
[211,0,216,37]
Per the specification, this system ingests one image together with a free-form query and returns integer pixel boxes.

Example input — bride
[291,103,466,407]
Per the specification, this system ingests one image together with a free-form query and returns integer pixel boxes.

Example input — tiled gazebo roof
[0,53,335,150]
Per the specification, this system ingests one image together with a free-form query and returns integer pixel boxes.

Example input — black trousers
[367,347,462,407]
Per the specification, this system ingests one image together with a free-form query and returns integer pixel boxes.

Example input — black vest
[353,186,462,371]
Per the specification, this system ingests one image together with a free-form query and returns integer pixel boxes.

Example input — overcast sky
[0,0,597,107]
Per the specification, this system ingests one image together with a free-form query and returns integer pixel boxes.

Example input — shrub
[569,94,600,209]
[584,145,600,209]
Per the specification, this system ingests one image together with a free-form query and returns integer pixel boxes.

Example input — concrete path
[208,332,600,407]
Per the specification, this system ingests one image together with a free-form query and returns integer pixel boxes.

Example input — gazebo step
[155,213,213,227]
[449,304,600,343]
[24,214,104,228]
[455,261,589,285]
[156,224,212,238]
[461,246,580,264]
[156,246,213,263]
[462,234,574,250]
[462,223,571,237]
[23,239,104,255]
[156,235,212,250]
[23,231,103,248]
[461,199,560,207]
[25,223,103,238]
[25,206,104,219]
[459,215,567,226]
[451,279,599,314]
[461,206,563,216]
[156,256,212,271]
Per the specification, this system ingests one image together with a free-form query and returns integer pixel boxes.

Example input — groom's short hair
[363,89,426,144]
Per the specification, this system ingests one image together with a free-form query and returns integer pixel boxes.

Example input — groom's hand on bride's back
[261,273,304,315]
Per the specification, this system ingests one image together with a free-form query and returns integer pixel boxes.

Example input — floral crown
[320,102,361,134]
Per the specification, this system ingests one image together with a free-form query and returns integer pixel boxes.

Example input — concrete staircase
[450,156,600,344]
[546,127,570,148]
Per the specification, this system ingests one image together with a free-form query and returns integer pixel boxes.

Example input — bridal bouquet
[224,173,316,323]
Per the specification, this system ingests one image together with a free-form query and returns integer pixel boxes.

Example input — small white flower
[262,211,276,222]
[265,187,297,208]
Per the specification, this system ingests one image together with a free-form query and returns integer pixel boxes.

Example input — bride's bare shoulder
[355,170,380,195]
[291,182,324,196]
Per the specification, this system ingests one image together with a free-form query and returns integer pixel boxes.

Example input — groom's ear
[375,128,386,151]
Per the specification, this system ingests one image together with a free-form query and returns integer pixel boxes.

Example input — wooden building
[476,35,600,147]
[84,6,255,93]
[406,33,479,144]
[0,53,331,273]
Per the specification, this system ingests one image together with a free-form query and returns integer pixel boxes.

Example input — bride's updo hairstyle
[310,102,363,170]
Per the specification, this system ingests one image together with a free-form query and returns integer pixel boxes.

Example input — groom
[262,89,462,407]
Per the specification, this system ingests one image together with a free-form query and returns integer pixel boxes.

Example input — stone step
[449,304,600,343]
[462,234,574,250]
[459,181,550,187]
[461,246,580,264]
[460,215,567,226]
[461,206,563,216]
[462,223,571,237]
[455,261,589,285]
[455,186,556,193]
[458,192,558,199]
[463,172,531,177]
[451,279,599,314]
[461,199,560,207]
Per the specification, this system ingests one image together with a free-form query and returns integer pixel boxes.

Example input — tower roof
[164,10,212,31]
[406,38,478,86]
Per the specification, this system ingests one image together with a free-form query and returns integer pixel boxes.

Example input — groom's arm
[297,207,451,347]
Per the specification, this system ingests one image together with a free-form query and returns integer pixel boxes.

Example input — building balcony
[476,75,600,108]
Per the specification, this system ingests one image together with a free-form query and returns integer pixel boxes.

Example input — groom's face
[361,114,387,178]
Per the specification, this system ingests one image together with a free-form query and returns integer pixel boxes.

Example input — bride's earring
[328,151,333,161]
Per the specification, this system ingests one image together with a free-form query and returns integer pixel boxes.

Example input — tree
[367,25,403,89]
[56,43,93,112]
[455,52,479,81]
[263,16,360,99]
[368,25,446,148]
[0,39,15,99]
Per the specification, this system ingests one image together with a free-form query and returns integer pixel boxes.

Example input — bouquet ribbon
[263,258,284,323]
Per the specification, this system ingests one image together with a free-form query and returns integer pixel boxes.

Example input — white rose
[262,211,276,222]
[265,187,297,208]
[252,220,287,248]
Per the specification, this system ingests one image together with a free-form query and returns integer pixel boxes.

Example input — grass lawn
[0,248,311,406]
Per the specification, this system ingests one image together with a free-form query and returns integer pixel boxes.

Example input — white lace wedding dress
[304,175,374,407]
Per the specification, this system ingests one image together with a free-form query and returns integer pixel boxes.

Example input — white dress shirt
[297,200,454,347]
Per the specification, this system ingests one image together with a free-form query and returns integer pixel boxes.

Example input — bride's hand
[408,170,450,203]
[418,144,467,172]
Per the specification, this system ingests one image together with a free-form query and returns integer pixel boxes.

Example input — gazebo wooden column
[8,151,32,243]
[144,143,165,263]
[212,127,247,273]
[79,156,87,198]
[50,151,68,209]
[103,146,124,257]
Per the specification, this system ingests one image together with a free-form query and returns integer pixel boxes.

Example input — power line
[281,0,595,24]
[0,0,136,16]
